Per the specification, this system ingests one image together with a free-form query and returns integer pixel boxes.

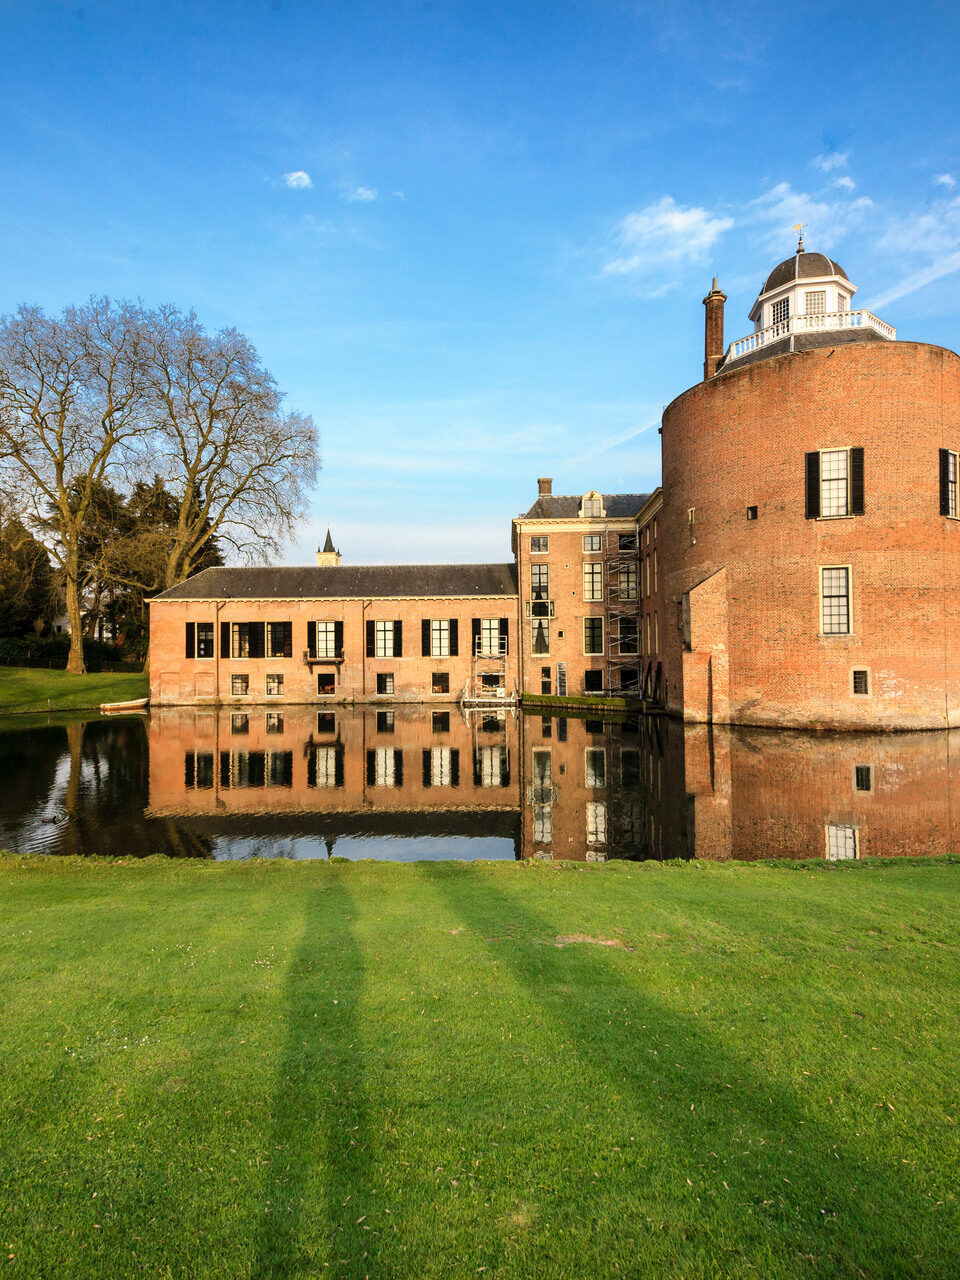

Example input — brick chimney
[538,477,552,496]
[702,277,727,380]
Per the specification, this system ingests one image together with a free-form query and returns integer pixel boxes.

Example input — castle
[150,240,960,730]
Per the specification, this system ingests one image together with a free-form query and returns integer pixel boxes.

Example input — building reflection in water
[2,707,956,862]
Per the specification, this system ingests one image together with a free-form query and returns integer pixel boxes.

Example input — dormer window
[805,290,826,318]
[580,492,604,518]
[771,297,789,333]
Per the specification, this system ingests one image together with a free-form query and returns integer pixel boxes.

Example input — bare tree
[144,307,319,589]
[0,299,149,672]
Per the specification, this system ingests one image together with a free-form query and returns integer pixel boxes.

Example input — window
[653,550,658,593]
[806,448,864,519]
[315,622,339,658]
[855,765,873,792]
[377,711,395,733]
[586,801,607,846]
[852,668,870,696]
[619,617,639,654]
[620,667,640,691]
[584,617,604,655]
[532,619,550,655]
[231,712,249,734]
[805,290,826,318]
[583,534,601,552]
[532,748,552,791]
[530,536,549,553]
[427,747,454,787]
[370,747,401,787]
[432,672,449,695]
[231,622,264,659]
[185,622,215,659]
[480,618,501,656]
[184,751,214,789]
[541,664,551,695]
[652,517,658,541]
[584,670,604,693]
[231,674,249,697]
[618,563,637,599]
[430,619,450,657]
[942,450,959,517]
[312,746,340,788]
[433,711,450,732]
[585,748,606,788]
[771,296,789,331]
[376,673,394,695]
[533,805,552,844]
[746,505,758,520]
[266,751,293,788]
[222,751,266,789]
[644,556,651,597]
[317,712,336,733]
[654,613,659,656]
[531,563,549,598]
[266,622,292,658]
[541,715,552,738]
[375,620,395,658]
[477,745,508,787]
[265,674,283,696]
[826,823,858,860]
[821,567,852,635]
[838,294,847,313]
[619,532,638,551]
[581,494,603,518]
[820,449,849,517]
[583,563,604,601]
[317,673,335,695]
[265,712,284,734]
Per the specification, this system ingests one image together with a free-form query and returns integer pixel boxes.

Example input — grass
[0,666,148,714]
[1,855,959,1279]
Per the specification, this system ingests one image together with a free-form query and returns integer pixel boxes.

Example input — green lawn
[0,666,147,714]
[1,856,958,1279]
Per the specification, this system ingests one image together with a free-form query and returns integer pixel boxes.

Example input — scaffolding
[460,630,518,707]
[602,524,642,697]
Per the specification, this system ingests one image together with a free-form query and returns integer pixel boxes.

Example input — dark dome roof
[763,251,848,293]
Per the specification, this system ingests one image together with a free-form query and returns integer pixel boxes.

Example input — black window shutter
[185,622,195,659]
[501,748,510,788]
[422,619,430,657]
[473,750,482,787]
[499,617,508,654]
[307,621,316,657]
[334,621,343,658]
[307,750,317,788]
[805,451,820,519]
[394,621,403,657]
[366,750,375,786]
[941,449,951,515]
[221,621,230,658]
[284,621,293,658]
[449,619,459,656]
[394,750,403,787]
[184,751,195,787]
[422,749,431,787]
[450,749,460,788]
[366,620,375,657]
[850,447,864,515]
[472,618,481,655]
[220,752,230,788]
[252,622,266,658]
[335,747,345,788]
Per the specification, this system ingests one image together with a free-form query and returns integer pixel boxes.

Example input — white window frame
[479,618,500,657]
[583,616,604,655]
[947,450,959,518]
[430,619,451,658]
[583,534,601,552]
[531,618,550,656]
[265,673,283,697]
[231,674,249,697]
[586,801,607,846]
[618,563,638,600]
[530,536,549,554]
[375,620,395,658]
[314,745,339,788]
[820,565,852,636]
[583,562,604,602]
[316,621,338,658]
[585,748,606,789]
[819,448,851,518]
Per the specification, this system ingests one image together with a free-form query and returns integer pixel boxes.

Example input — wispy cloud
[813,151,848,173]
[602,196,733,291]
[338,182,378,203]
[834,176,856,192]
[745,181,873,252]
[282,170,313,190]
[935,173,957,190]
[870,195,960,307]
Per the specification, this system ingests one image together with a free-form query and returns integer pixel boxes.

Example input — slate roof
[762,251,848,294]
[521,493,650,520]
[154,563,519,602]
[717,326,889,374]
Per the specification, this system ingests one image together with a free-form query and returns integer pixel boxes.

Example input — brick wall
[661,341,960,729]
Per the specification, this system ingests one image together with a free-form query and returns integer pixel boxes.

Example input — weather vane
[794,222,805,252]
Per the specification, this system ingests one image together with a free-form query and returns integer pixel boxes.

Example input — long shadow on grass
[425,864,957,1278]
[251,874,380,1280]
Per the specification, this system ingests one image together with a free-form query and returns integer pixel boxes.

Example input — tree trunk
[64,545,86,675]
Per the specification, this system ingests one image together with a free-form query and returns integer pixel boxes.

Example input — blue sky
[3,0,960,563]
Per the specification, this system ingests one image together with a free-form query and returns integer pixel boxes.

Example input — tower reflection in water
[142,705,960,863]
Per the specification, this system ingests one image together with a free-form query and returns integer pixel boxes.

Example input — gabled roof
[154,563,519,602]
[520,493,650,520]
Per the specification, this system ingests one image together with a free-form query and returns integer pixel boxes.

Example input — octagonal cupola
[748,235,857,332]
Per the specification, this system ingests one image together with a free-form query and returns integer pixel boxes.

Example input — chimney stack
[702,276,727,381]
[538,477,553,496]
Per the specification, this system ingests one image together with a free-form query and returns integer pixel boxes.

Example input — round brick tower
[661,246,960,730]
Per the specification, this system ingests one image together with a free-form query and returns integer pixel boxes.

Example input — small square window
[377,673,394,695]
[317,712,336,733]
[852,669,869,695]
[377,711,395,733]
[855,764,872,792]
[432,672,450,695]
[265,674,283,696]
[584,670,604,693]
[433,711,450,732]
[231,713,249,735]
[583,535,601,553]
[317,673,335,695]
[231,674,249,697]
[265,712,284,734]
[746,505,758,521]
[530,536,549,553]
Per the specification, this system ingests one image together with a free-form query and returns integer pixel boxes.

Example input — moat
[0,705,954,863]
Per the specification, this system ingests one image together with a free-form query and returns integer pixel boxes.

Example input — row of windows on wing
[223,709,494,737]
[183,746,511,790]
[529,529,652,555]
[185,618,510,661]
[804,447,960,520]
[529,559,653,604]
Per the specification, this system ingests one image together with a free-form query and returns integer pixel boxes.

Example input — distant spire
[322,528,335,553]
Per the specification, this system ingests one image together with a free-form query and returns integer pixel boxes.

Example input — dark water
[0,705,956,862]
